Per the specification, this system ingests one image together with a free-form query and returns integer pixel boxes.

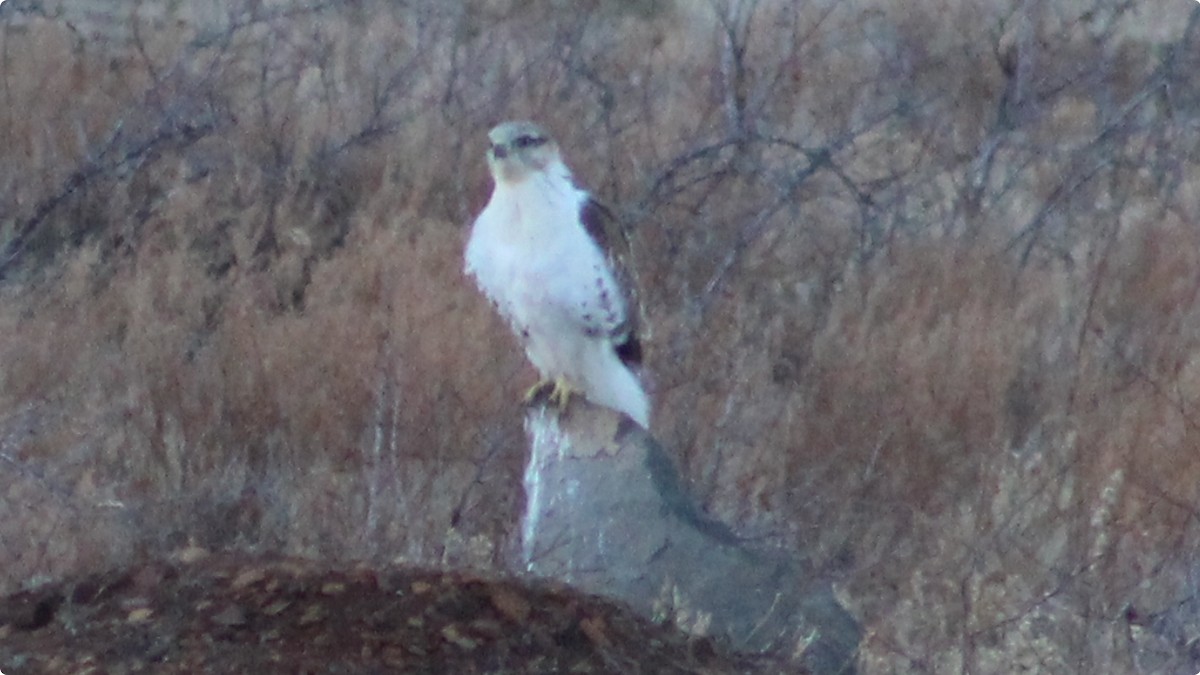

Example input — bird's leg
[523,377,577,411]
[523,379,555,405]
[546,376,576,410]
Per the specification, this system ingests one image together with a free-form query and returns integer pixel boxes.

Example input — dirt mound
[0,551,779,674]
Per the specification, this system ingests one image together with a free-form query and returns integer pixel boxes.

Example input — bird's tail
[586,350,651,428]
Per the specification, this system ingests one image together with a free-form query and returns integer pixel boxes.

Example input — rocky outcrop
[520,399,860,674]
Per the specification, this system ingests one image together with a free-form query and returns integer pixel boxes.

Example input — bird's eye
[514,135,545,149]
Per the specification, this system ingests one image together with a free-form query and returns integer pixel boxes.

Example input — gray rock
[520,400,860,673]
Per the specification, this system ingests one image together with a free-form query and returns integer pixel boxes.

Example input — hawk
[465,120,650,428]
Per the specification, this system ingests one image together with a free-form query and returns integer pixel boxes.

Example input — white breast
[465,170,619,336]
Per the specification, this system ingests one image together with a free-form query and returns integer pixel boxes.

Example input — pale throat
[492,162,582,240]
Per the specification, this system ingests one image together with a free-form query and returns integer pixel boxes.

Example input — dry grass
[1,0,1199,671]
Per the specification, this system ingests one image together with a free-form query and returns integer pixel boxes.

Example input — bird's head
[486,120,563,185]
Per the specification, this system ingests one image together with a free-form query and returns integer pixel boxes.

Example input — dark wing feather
[579,197,644,369]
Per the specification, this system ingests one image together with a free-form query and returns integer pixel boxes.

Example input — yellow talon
[523,379,553,404]
[523,377,576,411]
[547,377,575,409]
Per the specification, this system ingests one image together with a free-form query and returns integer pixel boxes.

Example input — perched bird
[465,120,650,428]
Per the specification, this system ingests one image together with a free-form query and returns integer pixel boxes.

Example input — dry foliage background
[1,0,1198,672]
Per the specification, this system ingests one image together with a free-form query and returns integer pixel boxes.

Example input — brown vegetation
[1,0,1198,672]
